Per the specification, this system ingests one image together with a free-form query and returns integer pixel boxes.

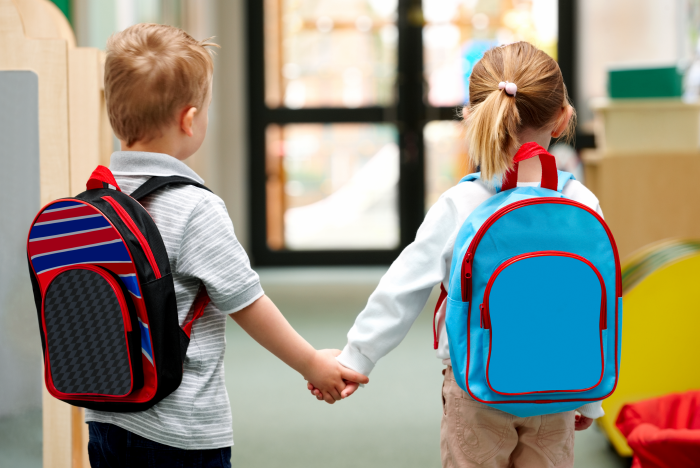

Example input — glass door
[422,0,570,208]
[248,0,573,266]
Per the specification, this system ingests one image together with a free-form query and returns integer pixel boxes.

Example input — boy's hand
[302,349,368,404]
[307,380,361,400]
[575,413,594,431]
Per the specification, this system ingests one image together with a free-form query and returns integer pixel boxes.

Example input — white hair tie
[498,81,517,97]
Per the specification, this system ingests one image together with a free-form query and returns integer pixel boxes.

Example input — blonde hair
[105,23,219,146]
[465,42,576,182]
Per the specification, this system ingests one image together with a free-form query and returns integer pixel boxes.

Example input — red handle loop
[86,165,122,191]
[501,142,558,191]
[182,285,210,338]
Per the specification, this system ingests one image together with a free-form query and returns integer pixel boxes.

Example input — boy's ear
[180,106,198,137]
[551,105,573,138]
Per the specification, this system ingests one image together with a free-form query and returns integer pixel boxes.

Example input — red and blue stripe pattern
[29,201,129,271]
[29,201,137,294]
[28,200,154,365]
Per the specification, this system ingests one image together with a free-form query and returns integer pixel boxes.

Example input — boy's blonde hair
[105,23,219,146]
[465,42,576,182]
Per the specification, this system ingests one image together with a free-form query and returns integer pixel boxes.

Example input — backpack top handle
[86,165,122,191]
[501,142,558,191]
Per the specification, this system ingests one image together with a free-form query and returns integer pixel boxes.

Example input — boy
[85,23,368,467]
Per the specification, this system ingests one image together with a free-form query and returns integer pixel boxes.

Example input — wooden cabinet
[1,1,111,467]
[583,100,700,261]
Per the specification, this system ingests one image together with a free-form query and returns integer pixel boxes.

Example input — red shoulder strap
[182,285,210,338]
[86,165,122,192]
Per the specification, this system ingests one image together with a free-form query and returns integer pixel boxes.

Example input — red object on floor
[616,390,700,468]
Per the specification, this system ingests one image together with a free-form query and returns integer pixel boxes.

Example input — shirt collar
[109,151,205,184]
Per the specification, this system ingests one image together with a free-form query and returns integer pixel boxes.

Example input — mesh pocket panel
[44,269,132,395]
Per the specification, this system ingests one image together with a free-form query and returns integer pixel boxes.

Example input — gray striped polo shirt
[85,151,263,449]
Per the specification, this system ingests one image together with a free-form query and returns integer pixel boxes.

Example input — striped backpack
[438,142,622,417]
[27,166,211,412]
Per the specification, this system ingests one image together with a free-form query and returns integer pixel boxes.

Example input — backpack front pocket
[42,265,142,398]
[481,251,606,395]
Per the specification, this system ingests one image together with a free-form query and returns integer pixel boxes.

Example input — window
[248,0,575,265]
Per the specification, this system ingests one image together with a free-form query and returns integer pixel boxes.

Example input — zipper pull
[461,251,473,303]
[464,252,472,279]
[480,303,491,329]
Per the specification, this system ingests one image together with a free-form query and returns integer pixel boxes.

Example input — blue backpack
[443,142,621,417]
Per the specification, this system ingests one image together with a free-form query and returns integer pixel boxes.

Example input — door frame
[246,0,583,266]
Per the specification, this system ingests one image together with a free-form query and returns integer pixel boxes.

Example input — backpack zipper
[102,196,161,279]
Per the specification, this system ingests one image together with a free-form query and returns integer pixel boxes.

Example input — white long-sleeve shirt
[337,177,606,419]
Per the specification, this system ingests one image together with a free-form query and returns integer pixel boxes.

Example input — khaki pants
[441,367,575,468]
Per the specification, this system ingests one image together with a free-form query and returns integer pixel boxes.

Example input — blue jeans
[88,422,232,468]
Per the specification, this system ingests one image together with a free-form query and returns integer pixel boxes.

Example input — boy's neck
[121,133,191,161]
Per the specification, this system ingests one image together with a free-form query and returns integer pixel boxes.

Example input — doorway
[247,0,575,266]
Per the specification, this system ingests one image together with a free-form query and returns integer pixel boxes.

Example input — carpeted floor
[225,267,629,468]
[0,267,630,467]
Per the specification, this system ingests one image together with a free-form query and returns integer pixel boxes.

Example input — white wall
[577,0,681,125]
[0,71,42,418]
[70,0,685,252]
[71,0,252,252]
[213,0,250,252]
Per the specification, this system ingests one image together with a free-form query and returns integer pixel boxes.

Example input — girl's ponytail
[465,84,521,183]
[465,42,574,184]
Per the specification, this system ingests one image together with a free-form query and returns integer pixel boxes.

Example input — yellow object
[597,239,700,456]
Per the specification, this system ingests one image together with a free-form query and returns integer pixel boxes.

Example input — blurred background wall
[2,1,700,467]
[577,0,680,127]
[54,0,693,256]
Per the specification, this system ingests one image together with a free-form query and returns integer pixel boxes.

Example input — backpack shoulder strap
[130,176,212,201]
[458,172,481,184]
[129,177,213,339]
[459,170,576,193]
[556,170,575,192]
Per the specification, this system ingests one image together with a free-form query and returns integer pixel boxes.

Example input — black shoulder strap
[130,176,212,201]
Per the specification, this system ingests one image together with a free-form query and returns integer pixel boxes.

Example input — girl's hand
[575,413,594,431]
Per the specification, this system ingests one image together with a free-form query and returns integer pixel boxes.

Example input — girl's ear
[551,105,573,138]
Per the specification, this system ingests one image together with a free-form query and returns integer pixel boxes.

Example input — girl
[312,42,604,468]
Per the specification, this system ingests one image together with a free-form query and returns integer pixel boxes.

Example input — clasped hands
[303,349,367,404]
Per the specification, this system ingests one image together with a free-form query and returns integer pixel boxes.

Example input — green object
[48,0,71,24]
[608,66,683,99]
